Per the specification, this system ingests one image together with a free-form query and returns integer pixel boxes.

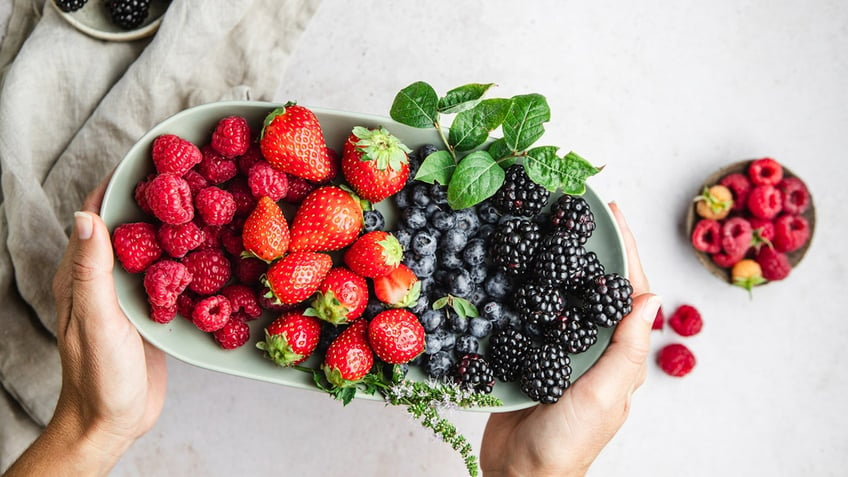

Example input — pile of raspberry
[112,115,316,349]
[690,157,812,289]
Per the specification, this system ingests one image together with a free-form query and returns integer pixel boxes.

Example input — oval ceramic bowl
[686,160,815,284]
[101,101,627,412]
[51,0,170,41]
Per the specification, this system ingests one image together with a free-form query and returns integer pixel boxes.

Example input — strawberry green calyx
[352,126,412,171]
[256,330,305,367]
[306,290,351,325]
[378,236,403,268]
[392,280,421,309]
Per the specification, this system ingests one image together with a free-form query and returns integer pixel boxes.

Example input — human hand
[479,202,660,477]
[5,178,167,476]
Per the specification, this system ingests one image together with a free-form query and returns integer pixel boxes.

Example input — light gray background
[5,1,848,475]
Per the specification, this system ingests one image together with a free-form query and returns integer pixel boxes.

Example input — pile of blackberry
[389,145,633,404]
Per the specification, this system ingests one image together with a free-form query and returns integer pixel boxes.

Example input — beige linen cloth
[0,0,319,469]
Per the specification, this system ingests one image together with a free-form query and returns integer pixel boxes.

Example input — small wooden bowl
[685,160,816,285]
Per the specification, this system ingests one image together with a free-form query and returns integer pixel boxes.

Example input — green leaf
[390,81,439,128]
[523,145,563,192]
[432,296,449,310]
[446,151,506,209]
[559,151,602,195]
[502,94,550,152]
[448,98,512,152]
[438,83,495,114]
[413,150,455,185]
[486,139,517,168]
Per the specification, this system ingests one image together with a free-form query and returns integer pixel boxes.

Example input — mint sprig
[390,81,602,209]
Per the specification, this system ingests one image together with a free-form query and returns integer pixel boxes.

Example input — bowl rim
[50,0,167,42]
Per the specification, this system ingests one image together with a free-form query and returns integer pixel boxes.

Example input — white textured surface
[10,0,848,475]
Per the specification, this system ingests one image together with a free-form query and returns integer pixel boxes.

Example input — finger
[608,202,649,295]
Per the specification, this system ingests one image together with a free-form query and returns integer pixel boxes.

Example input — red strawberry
[264,251,332,305]
[259,103,334,183]
[773,214,810,253]
[373,263,421,308]
[690,219,721,254]
[341,126,412,203]
[748,157,783,186]
[322,319,374,387]
[307,267,369,325]
[343,230,403,278]
[288,186,363,252]
[747,184,783,220]
[242,196,290,262]
[367,309,425,364]
[257,310,322,366]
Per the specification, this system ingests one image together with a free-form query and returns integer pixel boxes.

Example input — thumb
[68,211,123,329]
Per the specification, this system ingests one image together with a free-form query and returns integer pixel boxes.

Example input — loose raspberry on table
[182,248,232,295]
[182,169,210,197]
[668,304,703,337]
[657,343,696,377]
[248,161,289,201]
[221,284,262,319]
[720,217,753,258]
[211,116,251,158]
[773,214,810,253]
[777,176,811,215]
[718,172,752,212]
[113,222,162,273]
[195,186,236,226]
[756,246,792,281]
[192,295,232,332]
[145,173,194,225]
[197,145,238,184]
[151,134,202,176]
[747,184,782,220]
[652,306,665,330]
[213,318,251,349]
[282,173,315,204]
[748,157,783,186]
[691,219,722,254]
[143,260,193,308]
[157,221,204,258]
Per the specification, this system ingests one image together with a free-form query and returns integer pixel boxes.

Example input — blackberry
[492,164,550,217]
[107,0,151,30]
[545,307,599,354]
[520,343,571,404]
[489,217,542,277]
[549,195,596,245]
[486,327,531,382]
[582,273,634,327]
[512,282,565,327]
[454,354,495,394]
[55,0,87,12]
[531,232,587,287]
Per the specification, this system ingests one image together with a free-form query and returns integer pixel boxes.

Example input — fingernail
[643,294,662,324]
[74,212,93,240]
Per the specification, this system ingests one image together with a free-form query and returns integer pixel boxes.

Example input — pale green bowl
[101,101,627,413]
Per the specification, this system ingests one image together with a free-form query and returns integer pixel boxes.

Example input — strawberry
[242,196,290,262]
[257,310,322,366]
[341,126,412,203]
[373,263,421,308]
[259,103,334,183]
[343,230,403,278]
[322,319,374,388]
[694,184,733,220]
[367,309,425,364]
[306,267,369,325]
[288,186,363,252]
[263,251,332,305]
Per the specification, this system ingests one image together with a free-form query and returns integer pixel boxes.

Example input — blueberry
[484,270,513,300]
[429,183,449,205]
[468,286,488,308]
[430,209,456,231]
[447,269,474,298]
[474,223,497,244]
[440,228,468,253]
[438,328,456,350]
[401,206,428,230]
[448,312,468,334]
[424,332,444,355]
[468,263,489,284]
[423,350,454,379]
[364,298,385,320]
[477,200,501,224]
[419,309,444,332]
[456,334,480,355]
[439,251,465,270]
[411,230,438,256]
[417,144,439,159]
[425,202,441,218]
[462,238,487,266]
[410,292,431,315]
[362,209,385,233]
[419,277,436,297]
[411,183,431,207]
[393,187,411,209]
[454,208,480,236]
[405,252,436,278]
[394,228,413,250]
[481,301,505,324]
[468,317,493,338]
[502,307,522,330]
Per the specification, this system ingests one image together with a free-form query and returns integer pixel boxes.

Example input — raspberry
[248,161,289,201]
[282,173,316,203]
[182,169,210,197]
[134,175,155,215]
[195,186,236,226]
[198,223,223,249]
[668,304,703,337]
[213,318,251,349]
[221,284,262,319]
[652,306,665,330]
[151,134,202,176]
[197,145,238,184]
[711,251,743,268]
[694,185,733,221]
[720,217,753,258]
[718,172,752,212]
[225,179,258,217]
[211,116,251,158]
[237,143,264,176]
[192,295,232,332]
[143,260,193,308]
[748,217,775,247]
[656,343,696,377]
[690,219,721,254]
[182,248,232,295]
[746,184,783,220]
[756,246,792,281]
[220,225,244,256]
[157,221,204,258]
[112,222,162,273]
[777,177,810,215]
[176,291,200,320]
[150,304,177,324]
[748,157,783,186]
[145,173,194,225]
[234,256,267,285]
[773,214,810,253]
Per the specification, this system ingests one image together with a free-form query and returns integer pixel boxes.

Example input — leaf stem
[434,122,457,163]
